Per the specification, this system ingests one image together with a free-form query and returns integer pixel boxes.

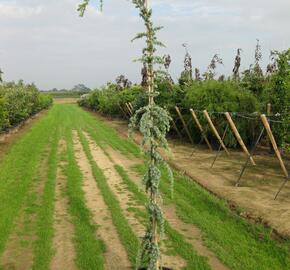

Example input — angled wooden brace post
[225,112,256,165]
[175,106,194,144]
[128,102,134,113]
[170,118,183,139]
[125,102,133,116]
[190,109,212,151]
[203,110,230,156]
[118,104,129,119]
[261,114,289,199]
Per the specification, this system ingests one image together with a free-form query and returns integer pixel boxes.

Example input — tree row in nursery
[78,48,289,150]
[0,81,53,132]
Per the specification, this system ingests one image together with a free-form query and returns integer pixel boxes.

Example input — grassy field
[0,103,289,270]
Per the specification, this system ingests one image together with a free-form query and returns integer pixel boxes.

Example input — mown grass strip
[133,164,290,270]
[66,104,140,157]
[114,164,211,270]
[62,109,106,269]
[32,126,60,270]
[77,129,139,266]
[0,108,57,256]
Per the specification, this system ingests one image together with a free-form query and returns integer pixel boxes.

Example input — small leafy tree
[78,1,173,269]
[267,49,290,148]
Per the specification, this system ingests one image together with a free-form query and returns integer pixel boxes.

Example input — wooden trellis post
[203,110,230,156]
[189,109,212,151]
[118,104,129,119]
[225,112,256,165]
[125,102,133,116]
[128,102,134,112]
[175,106,194,144]
[261,114,289,199]
[170,119,182,139]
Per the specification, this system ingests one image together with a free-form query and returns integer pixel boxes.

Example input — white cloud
[0,3,43,18]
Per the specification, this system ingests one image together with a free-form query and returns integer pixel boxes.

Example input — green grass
[0,109,56,256]
[77,129,139,266]
[32,125,60,269]
[133,164,290,270]
[64,129,106,270]
[114,164,211,270]
[1,103,290,270]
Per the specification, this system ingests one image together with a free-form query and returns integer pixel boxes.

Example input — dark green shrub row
[0,82,53,132]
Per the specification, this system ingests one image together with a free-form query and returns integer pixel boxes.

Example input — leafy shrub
[0,82,53,132]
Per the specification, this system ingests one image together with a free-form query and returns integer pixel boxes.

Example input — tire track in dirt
[50,140,77,270]
[72,130,131,270]
[0,147,50,270]
[106,147,230,270]
[83,131,186,270]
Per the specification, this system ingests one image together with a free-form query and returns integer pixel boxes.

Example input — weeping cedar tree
[78,1,173,269]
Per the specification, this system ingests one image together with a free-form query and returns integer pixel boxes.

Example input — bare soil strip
[50,140,77,270]
[103,116,290,238]
[83,131,186,269]
[106,147,230,270]
[0,147,50,270]
[72,130,131,270]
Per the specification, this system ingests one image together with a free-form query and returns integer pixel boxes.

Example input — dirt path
[83,132,187,269]
[0,147,50,270]
[73,130,131,270]
[106,147,230,270]
[50,140,77,270]
[102,116,290,238]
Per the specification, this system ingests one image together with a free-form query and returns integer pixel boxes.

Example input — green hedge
[0,82,53,132]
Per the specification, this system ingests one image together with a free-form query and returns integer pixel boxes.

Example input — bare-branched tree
[253,39,263,76]
[204,54,223,80]
[195,68,202,81]
[116,75,132,90]
[162,54,174,84]
[233,48,242,80]
[266,51,278,76]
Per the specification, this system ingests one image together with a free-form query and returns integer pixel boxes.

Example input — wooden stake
[190,109,212,151]
[267,103,272,151]
[118,104,129,119]
[125,103,133,116]
[203,110,230,156]
[128,102,134,112]
[261,114,289,178]
[170,119,182,139]
[175,106,194,144]
[225,112,256,165]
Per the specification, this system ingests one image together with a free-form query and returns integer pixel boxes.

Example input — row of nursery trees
[0,80,53,132]
[79,43,290,149]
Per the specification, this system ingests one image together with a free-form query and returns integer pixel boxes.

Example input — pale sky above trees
[0,0,289,89]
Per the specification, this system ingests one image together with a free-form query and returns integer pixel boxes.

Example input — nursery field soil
[99,115,290,238]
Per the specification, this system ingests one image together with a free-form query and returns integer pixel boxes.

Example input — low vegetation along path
[0,103,289,270]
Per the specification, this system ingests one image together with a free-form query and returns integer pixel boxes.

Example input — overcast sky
[0,0,289,90]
